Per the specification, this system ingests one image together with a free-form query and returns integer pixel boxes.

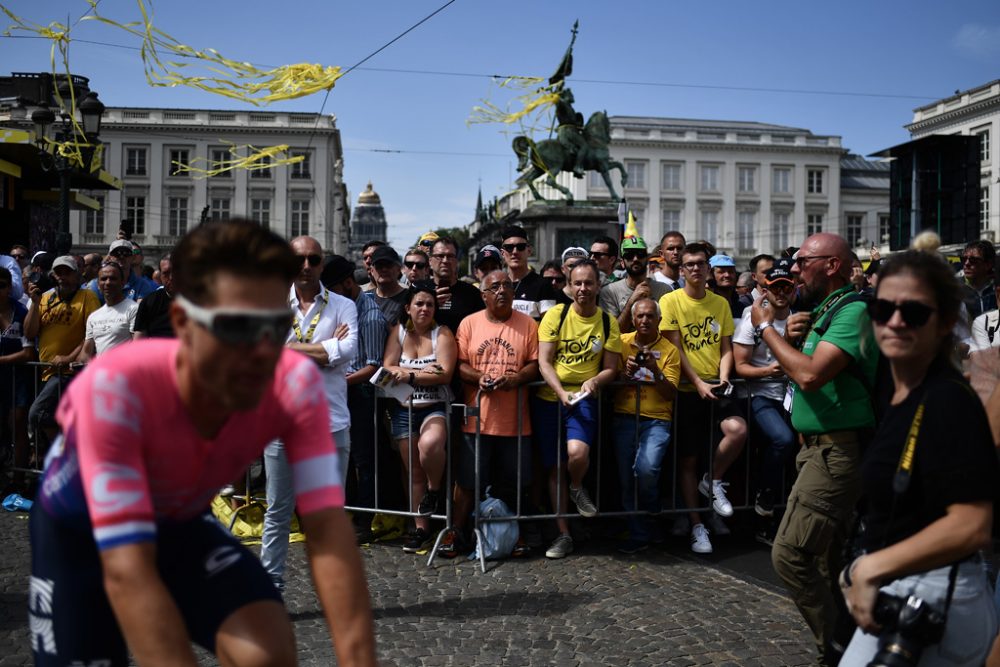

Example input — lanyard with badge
[291,286,327,343]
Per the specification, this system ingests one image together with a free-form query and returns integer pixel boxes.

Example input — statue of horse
[512,110,627,203]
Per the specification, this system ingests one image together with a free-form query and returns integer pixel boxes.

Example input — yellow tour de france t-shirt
[537,304,622,402]
[657,289,734,392]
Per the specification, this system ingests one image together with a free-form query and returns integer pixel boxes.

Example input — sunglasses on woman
[867,299,935,328]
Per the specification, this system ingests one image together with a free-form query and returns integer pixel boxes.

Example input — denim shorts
[531,395,598,469]
[390,403,447,440]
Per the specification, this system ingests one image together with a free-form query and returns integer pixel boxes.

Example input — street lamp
[30,92,105,256]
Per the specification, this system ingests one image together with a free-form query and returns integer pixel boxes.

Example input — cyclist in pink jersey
[29,220,376,667]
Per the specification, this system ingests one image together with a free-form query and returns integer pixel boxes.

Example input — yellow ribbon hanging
[170,143,303,179]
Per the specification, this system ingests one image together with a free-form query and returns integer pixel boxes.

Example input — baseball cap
[709,254,736,269]
[763,258,795,286]
[561,247,588,264]
[109,239,133,254]
[51,255,79,273]
[370,245,401,266]
[474,245,502,268]
[621,236,648,253]
[321,255,355,286]
[418,232,439,248]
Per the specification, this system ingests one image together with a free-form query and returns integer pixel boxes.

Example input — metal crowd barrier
[3,361,67,483]
[342,392,455,565]
[452,379,787,572]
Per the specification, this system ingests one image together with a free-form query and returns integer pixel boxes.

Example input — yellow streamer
[80,0,342,106]
[171,143,302,179]
[468,75,562,136]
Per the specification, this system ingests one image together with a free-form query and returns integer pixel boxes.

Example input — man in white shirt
[78,260,138,361]
[260,235,358,592]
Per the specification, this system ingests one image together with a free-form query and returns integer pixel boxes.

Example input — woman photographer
[839,251,999,666]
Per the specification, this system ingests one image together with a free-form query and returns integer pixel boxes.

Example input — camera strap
[886,384,961,622]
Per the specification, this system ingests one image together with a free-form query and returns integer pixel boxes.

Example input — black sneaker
[402,528,433,553]
[418,489,440,517]
[754,489,776,517]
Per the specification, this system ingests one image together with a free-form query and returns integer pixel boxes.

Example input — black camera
[28,271,54,294]
[867,592,946,667]
[634,350,648,366]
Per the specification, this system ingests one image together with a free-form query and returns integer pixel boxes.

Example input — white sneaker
[707,512,730,536]
[670,514,690,537]
[690,523,713,554]
[698,474,734,517]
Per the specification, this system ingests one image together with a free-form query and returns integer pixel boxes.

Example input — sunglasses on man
[622,250,647,261]
[297,253,322,267]
[175,295,293,345]
[404,261,427,270]
[502,243,528,253]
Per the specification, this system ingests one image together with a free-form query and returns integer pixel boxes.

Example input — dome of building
[357,181,381,206]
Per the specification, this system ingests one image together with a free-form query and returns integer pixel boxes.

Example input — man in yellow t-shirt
[536,260,621,559]
[658,243,747,555]
[24,255,100,449]
[613,298,680,553]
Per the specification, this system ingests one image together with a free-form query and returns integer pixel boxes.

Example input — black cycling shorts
[28,506,281,666]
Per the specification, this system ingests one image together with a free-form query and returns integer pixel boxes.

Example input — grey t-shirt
[599,278,671,320]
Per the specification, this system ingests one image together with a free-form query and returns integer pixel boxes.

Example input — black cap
[321,255,355,286]
[369,245,401,266]
[764,258,795,285]
[474,245,502,269]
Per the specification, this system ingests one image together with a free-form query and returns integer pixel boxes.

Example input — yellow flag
[624,210,640,239]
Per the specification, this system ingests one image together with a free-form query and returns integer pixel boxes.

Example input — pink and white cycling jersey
[38,339,344,551]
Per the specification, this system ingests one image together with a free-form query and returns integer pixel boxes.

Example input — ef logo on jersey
[90,463,144,515]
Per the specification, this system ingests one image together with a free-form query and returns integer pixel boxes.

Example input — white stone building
[494,116,888,264]
[906,79,999,243]
[77,106,349,256]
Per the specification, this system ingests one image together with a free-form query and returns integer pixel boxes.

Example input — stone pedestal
[517,200,620,263]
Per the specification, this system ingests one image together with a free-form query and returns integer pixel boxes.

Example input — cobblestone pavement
[0,511,816,666]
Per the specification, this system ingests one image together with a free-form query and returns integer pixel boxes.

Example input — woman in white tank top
[382,283,456,551]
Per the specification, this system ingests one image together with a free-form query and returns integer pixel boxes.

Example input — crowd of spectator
[3,220,1000,666]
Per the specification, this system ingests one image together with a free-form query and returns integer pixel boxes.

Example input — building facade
[348,181,387,261]
[907,79,999,243]
[492,116,888,266]
[77,106,349,257]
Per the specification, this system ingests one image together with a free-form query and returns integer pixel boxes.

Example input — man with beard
[750,233,879,667]
[25,255,100,451]
[599,236,669,334]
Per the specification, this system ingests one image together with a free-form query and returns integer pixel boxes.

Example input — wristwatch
[755,321,773,337]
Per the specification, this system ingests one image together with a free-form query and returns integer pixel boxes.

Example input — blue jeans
[750,396,796,493]
[260,428,350,585]
[613,415,671,543]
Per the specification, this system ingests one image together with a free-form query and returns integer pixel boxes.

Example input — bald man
[750,233,880,666]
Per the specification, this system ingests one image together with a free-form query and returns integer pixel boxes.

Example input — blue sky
[2,0,999,250]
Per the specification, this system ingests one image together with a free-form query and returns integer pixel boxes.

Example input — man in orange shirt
[441,270,539,557]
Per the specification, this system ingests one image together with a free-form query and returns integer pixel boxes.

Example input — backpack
[470,490,519,561]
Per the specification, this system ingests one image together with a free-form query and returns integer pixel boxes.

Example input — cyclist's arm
[301,507,377,667]
[100,542,198,666]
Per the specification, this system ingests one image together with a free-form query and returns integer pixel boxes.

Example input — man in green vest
[750,233,878,667]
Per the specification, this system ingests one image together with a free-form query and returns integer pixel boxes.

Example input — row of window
[83,196,311,237]
[121,147,313,179]
[597,163,827,195]
[651,208,891,252]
